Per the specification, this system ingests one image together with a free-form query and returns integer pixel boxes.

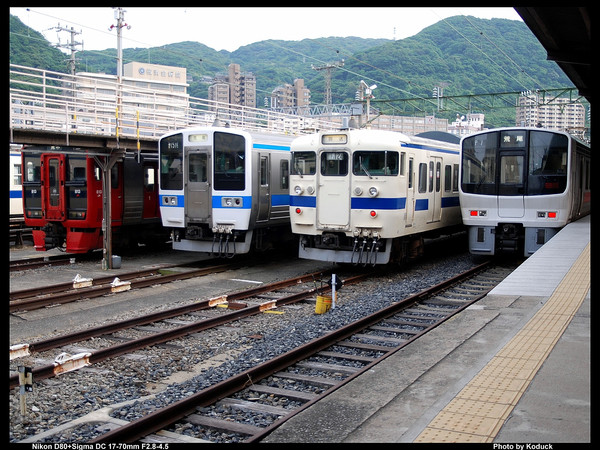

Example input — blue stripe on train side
[271,194,290,206]
[415,199,429,211]
[441,196,460,207]
[252,143,291,151]
[351,197,406,210]
[400,143,460,155]
[290,196,316,208]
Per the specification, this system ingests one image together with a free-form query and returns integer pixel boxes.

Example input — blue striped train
[289,129,463,265]
[158,126,295,257]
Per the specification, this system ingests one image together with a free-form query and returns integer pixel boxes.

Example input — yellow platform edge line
[414,242,589,443]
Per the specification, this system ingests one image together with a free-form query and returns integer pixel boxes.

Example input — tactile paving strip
[415,243,590,443]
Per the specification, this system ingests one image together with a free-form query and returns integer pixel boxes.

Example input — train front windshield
[214,132,246,191]
[160,133,184,191]
[461,129,568,196]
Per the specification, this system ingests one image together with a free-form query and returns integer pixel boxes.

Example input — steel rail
[90,262,490,443]
[9,269,341,389]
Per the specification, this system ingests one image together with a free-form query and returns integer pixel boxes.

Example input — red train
[22,148,169,253]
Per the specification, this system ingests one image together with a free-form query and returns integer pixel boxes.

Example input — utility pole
[52,24,82,75]
[102,8,130,270]
[311,60,344,107]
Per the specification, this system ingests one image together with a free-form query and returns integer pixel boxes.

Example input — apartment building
[516,94,586,132]
[208,63,256,108]
[270,79,311,109]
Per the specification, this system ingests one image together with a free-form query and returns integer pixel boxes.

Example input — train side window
[453,164,459,191]
[400,152,406,176]
[428,161,434,192]
[444,165,452,192]
[145,167,156,191]
[13,163,22,185]
[436,162,441,192]
[260,157,268,186]
[111,165,120,189]
[408,158,414,189]
[418,163,427,193]
[280,160,289,190]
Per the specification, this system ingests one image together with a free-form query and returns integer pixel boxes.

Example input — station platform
[263,215,590,444]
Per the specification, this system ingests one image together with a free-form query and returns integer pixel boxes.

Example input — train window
[321,152,348,176]
[24,155,41,183]
[291,151,316,176]
[527,131,568,195]
[436,162,441,192]
[280,160,289,190]
[400,152,406,176]
[453,164,459,191]
[352,151,399,176]
[444,165,452,192]
[428,162,434,192]
[160,133,183,191]
[13,163,22,186]
[408,158,413,189]
[418,163,427,193]
[260,157,268,186]
[68,157,87,182]
[214,132,246,191]
[188,153,207,183]
[461,132,497,195]
[145,167,156,191]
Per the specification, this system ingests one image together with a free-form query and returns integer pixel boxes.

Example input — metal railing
[9,64,339,141]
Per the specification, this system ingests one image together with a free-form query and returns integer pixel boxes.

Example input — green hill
[10,13,573,127]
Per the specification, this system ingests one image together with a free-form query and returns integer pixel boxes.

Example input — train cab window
[24,155,41,183]
[160,133,184,191]
[67,157,87,183]
[527,131,568,195]
[214,132,246,191]
[461,132,498,195]
[352,151,399,176]
[321,152,348,176]
[292,151,316,176]
[111,165,120,189]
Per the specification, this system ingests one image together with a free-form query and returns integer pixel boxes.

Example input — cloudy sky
[11,7,522,53]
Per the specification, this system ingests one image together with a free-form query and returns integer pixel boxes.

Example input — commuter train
[158,127,295,257]
[21,147,168,253]
[289,129,463,265]
[459,127,590,257]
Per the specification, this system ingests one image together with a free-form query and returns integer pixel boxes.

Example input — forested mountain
[10,14,573,127]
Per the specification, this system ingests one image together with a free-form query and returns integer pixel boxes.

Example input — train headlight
[354,187,363,196]
[294,185,304,195]
[368,186,379,197]
[307,185,315,195]
[222,197,243,207]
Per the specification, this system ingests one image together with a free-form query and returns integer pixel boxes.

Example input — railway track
[9,262,234,313]
[81,261,512,444]
[9,269,348,389]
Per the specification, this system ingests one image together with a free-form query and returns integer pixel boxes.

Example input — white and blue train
[459,127,591,257]
[289,129,463,265]
[158,127,295,257]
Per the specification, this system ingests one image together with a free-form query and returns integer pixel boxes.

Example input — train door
[497,151,525,218]
[257,154,271,222]
[317,150,350,229]
[185,149,211,222]
[41,155,65,220]
[431,157,442,222]
[406,155,415,226]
